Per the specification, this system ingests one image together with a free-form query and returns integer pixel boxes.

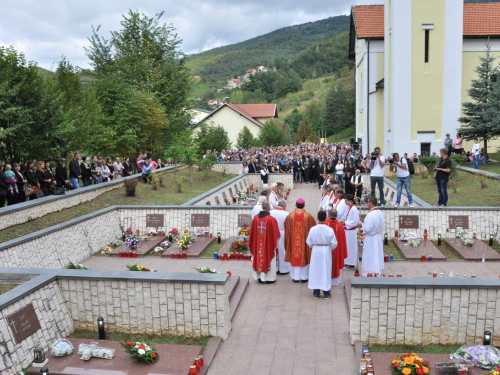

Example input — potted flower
[125,233,142,250]
[178,230,195,250]
[122,341,159,364]
[391,353,429,375]
[231,239,249,253]
[238,225,250,241]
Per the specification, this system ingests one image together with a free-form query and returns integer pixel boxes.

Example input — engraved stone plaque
[214,196,221,205]
[448,216,469,230]
[6,303,41,344]
[191,214,210,227]
[222,192,228,203]
[146,214,164,227]
[243,179,248,187]
[239,181,244,189]
[234,184,238,192]
[398,215,419,229]
[385,188,389,197]
[238,214,252,227]
[390,191,395,201]
[229,188,233,196]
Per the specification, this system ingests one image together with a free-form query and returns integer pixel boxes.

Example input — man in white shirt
[472,138,480,170]
[113,157,124,179]
[333,189,348,222]
[389,153,413,207]
[269,183,279,209]
[367,146,386,206]
[271,199,291,274]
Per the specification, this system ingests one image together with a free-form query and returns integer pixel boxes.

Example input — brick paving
[81,180,500,375]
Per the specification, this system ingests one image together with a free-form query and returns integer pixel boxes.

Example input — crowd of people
[0,153,170,207]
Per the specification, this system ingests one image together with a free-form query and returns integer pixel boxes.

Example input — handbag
[25,184,35,196]
[35,190,44,198]
[50,186,66,196]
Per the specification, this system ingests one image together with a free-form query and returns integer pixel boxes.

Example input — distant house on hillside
[226,78,241,90]
[207,99,224,109]
[243,66,268,83]
[194,98,278,146]
[256,65,268,73]
[189,108,212,125]
[246,68,257,75]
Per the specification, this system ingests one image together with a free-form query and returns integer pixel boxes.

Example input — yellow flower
[402,368,411,375]
[404,356,414,365]
[423,366,429,374]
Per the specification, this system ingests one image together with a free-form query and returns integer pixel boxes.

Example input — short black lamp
[40,366,49,375]
[384,233,388,246]
[168,231,173,243]
[33,347,45,363]
[484,330,492,345]
[97,316,106,340]
[217,232,222,244]
[437,231,442,246]
[490,234,494,247]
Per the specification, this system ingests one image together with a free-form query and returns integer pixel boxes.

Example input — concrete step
[200,336,222,375]
[229,277,249,321]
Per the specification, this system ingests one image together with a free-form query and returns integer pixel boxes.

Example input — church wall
[355,39,366,143]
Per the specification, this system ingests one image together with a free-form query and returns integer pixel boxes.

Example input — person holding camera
[389,153,413,208]
[435,148,452,207]
[366,146,385,206]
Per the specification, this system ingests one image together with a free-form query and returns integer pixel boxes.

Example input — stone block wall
[58,278,231,340]
[185,174,250,206]
[349,278,500,346]
[0,279,74,374]
[246,173,294,190]
[212,162,243,175]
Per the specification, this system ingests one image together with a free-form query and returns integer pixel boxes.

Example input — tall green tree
[258,119,285,146]
[194,122,231,156]
[458,44,500,155]
[303,100,324,131]
[284,108,303,133]
[324,81,354,139]
[236,126,255,149]
[293,118,317,143]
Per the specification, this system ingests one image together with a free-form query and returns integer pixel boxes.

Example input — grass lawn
[430,240,462,260]
[0,284,18,295]
[200,239,227,258]
[382,240,404,260]
[389,170,500,206]
[69,329,211,348]
[0,169,232,244]
[369,343,462,354]
[483,239,500,253]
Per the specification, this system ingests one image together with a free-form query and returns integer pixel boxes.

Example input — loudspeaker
[353,142,359,150]
[350,137,355,144]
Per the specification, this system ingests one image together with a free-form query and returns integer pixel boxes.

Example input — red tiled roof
[246,68,256,73]
[231,104,278,119]
[464,3,500,36]
[352,3,500,39]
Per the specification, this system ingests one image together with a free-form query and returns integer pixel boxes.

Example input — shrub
[419,156,440,174]
[450,154,468,166]
[124,179,138,196]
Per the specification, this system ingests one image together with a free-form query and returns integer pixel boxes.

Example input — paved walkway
[81,181,500,375]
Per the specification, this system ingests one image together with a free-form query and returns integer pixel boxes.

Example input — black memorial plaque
[238,214,252,227]
[390,191,395,201]
[243,179,248,187]
[234,184,238,192]
[239,181,244,190]
[229,188,233,196]
[449,216,469,230]
[146,214,164,228]
[6,303,41,344]
[191,214,210,227]
[222,192,228,203]
[215,196,221,205]
[398,215,419,229]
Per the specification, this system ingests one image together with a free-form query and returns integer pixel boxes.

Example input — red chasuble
[326,218,348,278]
[249,212,280,273]
[284,209,316,267]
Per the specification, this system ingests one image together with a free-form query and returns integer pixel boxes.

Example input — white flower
[138,348,145,355]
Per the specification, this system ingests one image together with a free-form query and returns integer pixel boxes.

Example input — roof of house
[351,3,500,40]
[246,68,256,73]
[199,102,278,129]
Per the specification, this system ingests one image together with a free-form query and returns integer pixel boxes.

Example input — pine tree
[284,123,292,145]
[458,44,500,156]
[293,118,317,143]
[236,126,255,149]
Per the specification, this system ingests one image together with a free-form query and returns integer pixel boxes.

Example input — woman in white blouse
[335,160,344,188]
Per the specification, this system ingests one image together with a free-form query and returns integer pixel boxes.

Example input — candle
[189,366,197,375]
[389,253,394,262]
[182,252,187,260]
[433,272,437,278]
[119,251,123,258]
[421,255,426,262]
[176,253,181,259]
[384,254,389,262]
[214,252,219,260]
[171,252,175,259]
[367,273,373,277]
[423,229,428,239]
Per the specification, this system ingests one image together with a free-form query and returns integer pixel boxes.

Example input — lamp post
[437,231,442,246]
[384,233,388,246]
[490,234,494,247]
[217,232,221,244]
[97,317,105,340]
[484,330,492,345]
[40,367,49,375]
[168,231,173,243]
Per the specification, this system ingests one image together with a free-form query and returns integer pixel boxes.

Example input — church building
[349,1,500,156]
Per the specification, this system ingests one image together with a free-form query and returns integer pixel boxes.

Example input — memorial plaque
[398,215,419,229]
[238,214,252,227]
[234,184,238,192]
[229,188,233,196]
[191,214,210,227]
[146,214,164,228]
[385,188,389,197]
[239,181,244,189]
[390,191,395,201]
[222,192,228,203]
[6,303,41,344]
[243,179,248,187]
[214,196,221,205]
[449,216,469,230]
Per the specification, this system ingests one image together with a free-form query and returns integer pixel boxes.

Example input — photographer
[389,153,413,208]
[366,146,385,206]
[435,148,451,208]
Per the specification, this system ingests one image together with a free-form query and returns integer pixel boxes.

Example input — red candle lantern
[133,252,137,258]
[397,273,402,277]
[384,254,389,262]
[194,357,201,372]
[119,251,123,258]
[432,272,437,278]
[170,252,175,259]
[367,273,373,277]
[182,252,187,260]
[176,253,181,259]
[423,229,428,239]
[388,274,394,277]
[210,233,213,238]
[421,255,426,262]
[189,366,197,375]
[198,355,204,366]
[354,269,360,277]
[395,229,399,239]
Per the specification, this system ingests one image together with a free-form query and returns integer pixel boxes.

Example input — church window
[424,30,430,63]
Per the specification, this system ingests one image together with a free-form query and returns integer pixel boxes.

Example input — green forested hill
[186,15,349,80]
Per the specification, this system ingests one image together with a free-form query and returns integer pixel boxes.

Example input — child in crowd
[4,164,18,193]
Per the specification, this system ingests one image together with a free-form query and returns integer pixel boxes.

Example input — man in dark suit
[293,156,303,183]
[248,159,257,174]
[310,153,319,183]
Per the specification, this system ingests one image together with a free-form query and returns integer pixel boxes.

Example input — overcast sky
[0,0,381,70]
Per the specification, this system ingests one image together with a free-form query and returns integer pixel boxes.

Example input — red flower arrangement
[122,341,159,364]
[171,228,179,236]
[231,239,249,252]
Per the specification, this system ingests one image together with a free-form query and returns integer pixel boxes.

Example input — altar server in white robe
[251,196,267,220]
[307,210,337,299]
[341,194,360,269]
[327,182,340,209]
[358,196,385,276]
[334,189,348,222]
[269,183,279,209]
[319,185,330,211]
[271,199,291,274]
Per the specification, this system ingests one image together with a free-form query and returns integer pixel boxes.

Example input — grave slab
[161,236,215,258]
[218,236,251,257]
[393,239,447,261]
[26,338,202,375]
[444,238,500,261]
[109,236,167,257]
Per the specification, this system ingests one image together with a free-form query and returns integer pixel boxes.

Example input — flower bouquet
[171,227,179,237]
[178,230,195,249]
[122,341,159,364]
[66,261,88,270]
[489,365,500,374]
[111,239,123,248]
[193,266,221,274]
[231,239,249,253]
[357,230,365,247]
[391,353,430,375]
[462,238,475,247]
[100,246,113,255]
[151,246,165,255]
[125,233,142,249]
[127,264,156,272]
[238,225,250,236]
[453,345,500,369]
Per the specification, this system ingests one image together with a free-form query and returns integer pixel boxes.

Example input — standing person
[471,138,480,170]
[123,156,133,177]
[157,159,166,168]
[293,156,303,183]
[69,153,81,189]
[453,133,463,154]
[444,134,453,156]
[113,157,124,179]
[435,148,452,207]
[335,160,344,188]
[284,198,317,283]
[351,169,364,202]
[80,156,92,187]
[248,201,281,284]
[36,161,52,197]
[390,153,413,208]
[344,161,355,195]
[91,156,101,184]
[106,157,114,180]
[55,159,74,191]
[251,196,267,220]
[367,146,386,206]
[25,161,39,200]
[319,185,330,212]
[341,194,360,270]
[13,164,27,203]
[303,158,310,183]
[358,197,385,276]
[333,189,348,222]
[269,183,279,209]
[260,162,269,189]
[0,168,8,207]
[136,152,145,172]
[100,160,110,182]
[307,211,337,299]
[271,199,291,275]
[326,209,347,286]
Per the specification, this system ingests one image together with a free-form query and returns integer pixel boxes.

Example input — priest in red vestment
[284,198,317,283]
[326,209,348,286]
[249,201,281,284]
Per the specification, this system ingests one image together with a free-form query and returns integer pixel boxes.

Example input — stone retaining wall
[184,174,251,206]
[212,162,243,175]
[349,277,500,346]
[246,172,294,190]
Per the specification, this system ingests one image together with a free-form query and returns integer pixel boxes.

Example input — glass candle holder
[170,252,175,259]
[176,253,181,259]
